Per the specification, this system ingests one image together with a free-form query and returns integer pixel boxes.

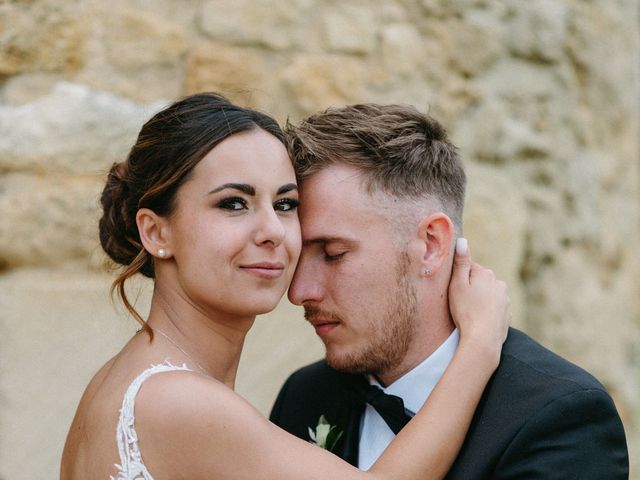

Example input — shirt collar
[369,328,460,414]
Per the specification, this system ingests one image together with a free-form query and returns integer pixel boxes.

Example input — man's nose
[288,253,323,306]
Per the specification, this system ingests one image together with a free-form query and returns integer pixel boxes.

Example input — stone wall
[1,1,638,478]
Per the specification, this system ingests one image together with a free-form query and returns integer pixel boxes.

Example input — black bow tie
[353,382,414,434]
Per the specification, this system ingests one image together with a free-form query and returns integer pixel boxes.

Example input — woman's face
[164,128,301,318]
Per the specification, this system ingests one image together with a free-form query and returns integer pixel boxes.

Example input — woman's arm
[135,240,509,480]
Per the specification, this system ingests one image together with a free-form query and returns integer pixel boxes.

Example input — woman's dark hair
[99,92,286,330]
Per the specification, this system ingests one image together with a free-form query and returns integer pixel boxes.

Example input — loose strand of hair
[110,249,153,340]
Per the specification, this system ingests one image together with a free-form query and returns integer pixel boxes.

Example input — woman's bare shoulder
[131,369,269,477]
[135,368,257,417]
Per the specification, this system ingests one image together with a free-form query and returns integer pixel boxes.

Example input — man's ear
[136,208,172,259]
[415,212,454,277]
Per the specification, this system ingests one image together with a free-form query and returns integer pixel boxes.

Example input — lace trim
[110,361,192,480]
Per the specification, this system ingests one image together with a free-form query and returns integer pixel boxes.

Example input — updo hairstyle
[99,92,286,329]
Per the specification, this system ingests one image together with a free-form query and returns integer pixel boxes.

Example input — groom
[270,103,629,478]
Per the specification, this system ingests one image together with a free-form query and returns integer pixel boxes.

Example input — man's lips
[239,262,285,279]
[307,316,341,336]
[313,322,339,336]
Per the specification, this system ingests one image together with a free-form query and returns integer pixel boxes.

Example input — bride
[61,92,510,480]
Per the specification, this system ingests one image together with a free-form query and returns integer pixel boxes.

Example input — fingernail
[456,237,468,255]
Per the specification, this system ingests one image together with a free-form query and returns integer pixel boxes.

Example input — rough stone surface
[429,17,504,78]
[198,0,312,50]
[102,9,188,70]
[321,2,377,55]
[0,173,103,268]
[463,163,528,327]
[0,1,87,75]
[0,1,637,478]
[280,55,368,117]
[0,82,164,174]
[185,42,271,108]
[380,23,429,78]
[506,0,568,63]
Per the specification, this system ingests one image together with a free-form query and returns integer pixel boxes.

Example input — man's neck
[376,321,455,387]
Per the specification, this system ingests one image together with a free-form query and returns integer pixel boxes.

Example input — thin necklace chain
[150,327,211,377]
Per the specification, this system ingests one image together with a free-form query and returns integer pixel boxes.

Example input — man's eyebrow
[207,183,255,196]
[277,183,298,195]
[302,237,352,247]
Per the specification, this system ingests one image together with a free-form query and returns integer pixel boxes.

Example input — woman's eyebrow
[207,183,255,196]
[277,183,298,195]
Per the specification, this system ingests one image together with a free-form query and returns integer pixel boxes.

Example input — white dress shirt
[358,329,460,471]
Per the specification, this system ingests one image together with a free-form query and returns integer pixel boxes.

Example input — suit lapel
[333,374,370,466]
[336,403,364,466]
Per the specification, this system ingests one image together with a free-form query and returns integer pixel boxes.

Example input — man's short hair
[286,103,466,231]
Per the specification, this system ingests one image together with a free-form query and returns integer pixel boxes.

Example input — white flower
[308,415,343,451]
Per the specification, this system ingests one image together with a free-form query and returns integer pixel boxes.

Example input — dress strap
[111,362,192,480]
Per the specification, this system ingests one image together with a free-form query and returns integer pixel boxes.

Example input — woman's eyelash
[217,197,247,211]
[274,198,300,212]
[216,197,299,212]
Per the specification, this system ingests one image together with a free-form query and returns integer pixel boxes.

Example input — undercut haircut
[286,103,466,231]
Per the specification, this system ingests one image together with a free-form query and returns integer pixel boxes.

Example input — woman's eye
[217,197,247,211]
[274,198,299,212]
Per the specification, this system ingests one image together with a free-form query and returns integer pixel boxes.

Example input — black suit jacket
[270,328,629,479]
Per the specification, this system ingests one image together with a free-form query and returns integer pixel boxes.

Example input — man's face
[288,165,420,376]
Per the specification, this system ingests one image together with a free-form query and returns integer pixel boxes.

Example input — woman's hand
[448,238,511,364]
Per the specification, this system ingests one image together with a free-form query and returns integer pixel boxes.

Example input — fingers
[497,279,511,343]
[451,238,471,285]
[469,261,496,281]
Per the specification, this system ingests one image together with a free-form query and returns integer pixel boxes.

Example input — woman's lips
[240,262,285,279]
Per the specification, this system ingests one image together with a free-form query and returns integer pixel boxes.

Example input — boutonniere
[308,415,343,452]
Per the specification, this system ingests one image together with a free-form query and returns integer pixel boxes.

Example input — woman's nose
[254,207,285,247]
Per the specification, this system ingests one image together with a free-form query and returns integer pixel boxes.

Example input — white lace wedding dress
[110,362,192,480]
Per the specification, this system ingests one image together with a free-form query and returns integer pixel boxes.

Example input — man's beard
[306,252,418,377]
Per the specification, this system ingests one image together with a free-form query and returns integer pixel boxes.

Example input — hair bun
[99,161,147,272]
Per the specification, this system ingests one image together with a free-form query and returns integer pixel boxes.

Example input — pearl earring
[158,248,166,258]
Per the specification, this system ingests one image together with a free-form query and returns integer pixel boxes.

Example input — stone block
[454,100,551,164]
[185,42,270,108]
[280,55,367,117]
[506,0,568,63]
[380,23,428,77]
[525,246,639,415]
[321,2,377,55]
[0,1,86,75]
[0,82,163,174]
[67,6,188,101]
[429,18,504,77]
[1,72,60,105]
[477,58,559,101]
[565,2,638,135]
[0,173,103,268]
[103,9,188,69]
[198,0,312,50]
[463,163,528,327]
[420,0,490,18]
